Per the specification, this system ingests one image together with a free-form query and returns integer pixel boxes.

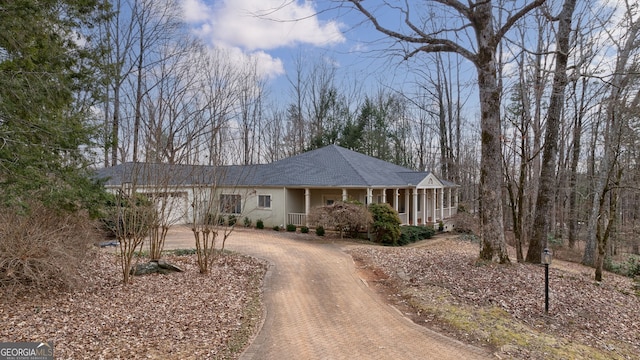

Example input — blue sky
[180,0,423,105]
[179,0,628,109]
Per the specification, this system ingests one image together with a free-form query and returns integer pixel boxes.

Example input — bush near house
[398,225,435,246]
[315,226,325,236]
[301,226,309,233]
[256,219,264,229]
[286,224,296,232]
[243,217,252,227]
[308,201,371,238]
[368,203,401,246]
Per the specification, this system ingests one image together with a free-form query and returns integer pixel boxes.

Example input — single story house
[96,145,459,229]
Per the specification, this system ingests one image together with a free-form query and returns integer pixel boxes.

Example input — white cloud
[216,45,286,79]
[182,0,213,23]
[182,0,345,50]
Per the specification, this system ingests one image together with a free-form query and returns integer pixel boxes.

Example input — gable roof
[95,145,454,188]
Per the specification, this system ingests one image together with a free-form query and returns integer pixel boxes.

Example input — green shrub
[606,255,640,278]
[301,226,309,233]
[272,225,280,231]
[243,217,252,227]
[438,220,444,232]
[369,203,401,245]
[102,192,154,238]
[399,225,435,246]
[629,256,640,278]
[171,248,197,256]
[227,214,237,226]
[286,224,296,232]
[256,219,264,229]
[316,226,325,236]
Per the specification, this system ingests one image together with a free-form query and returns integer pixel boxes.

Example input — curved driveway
[166,227,489,360]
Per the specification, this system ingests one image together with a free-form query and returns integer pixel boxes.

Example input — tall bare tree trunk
[567,77,587,249]
[475,2,510,263]
[526,0,576,263]
[584,13,639,267]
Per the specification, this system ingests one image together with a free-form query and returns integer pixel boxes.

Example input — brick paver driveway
[165,227,489,360]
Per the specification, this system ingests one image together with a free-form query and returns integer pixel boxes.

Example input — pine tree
[0,0,109,210]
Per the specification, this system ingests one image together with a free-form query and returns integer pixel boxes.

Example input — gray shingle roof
[95,145,452,188]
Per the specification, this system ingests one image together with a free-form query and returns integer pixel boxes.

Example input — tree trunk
[584,16,639,268]
[132,29,144,163]
[476,4,509,263]
[526,0,576,263]
[567,77,586,249]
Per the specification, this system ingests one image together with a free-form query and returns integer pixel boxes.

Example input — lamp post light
[541,248,552,314]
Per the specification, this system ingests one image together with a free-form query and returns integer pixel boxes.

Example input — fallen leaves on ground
[347,237,640,359]
[0,251,267,359]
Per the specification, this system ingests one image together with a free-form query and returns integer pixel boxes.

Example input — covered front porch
[285,185,459,228]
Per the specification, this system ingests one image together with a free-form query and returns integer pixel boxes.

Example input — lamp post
[541,248,552,314]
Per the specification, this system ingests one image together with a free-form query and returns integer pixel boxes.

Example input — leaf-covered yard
[348,237,640,359]
[1,234,639,359]
[0,252,267,359]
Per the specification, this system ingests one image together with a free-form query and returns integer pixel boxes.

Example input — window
[258,195,271,208]
[220,194,241,214]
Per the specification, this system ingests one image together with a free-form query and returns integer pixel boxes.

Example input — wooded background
[1,0,638,275]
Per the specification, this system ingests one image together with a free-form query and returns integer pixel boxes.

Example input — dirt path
[164,227,490,360]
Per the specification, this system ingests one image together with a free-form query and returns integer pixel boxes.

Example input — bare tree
[101,0,138,166]
[284,55,308,155]
[142,38,205,164]
[348,0,545,263]
[106,181,154,284]
[190,168,249,274]
[584,5,640,280]
[564,7,608,249]
[234,61,266,165]
[262,108,287,162]
[526,0,577,263]
[129,0,183,163]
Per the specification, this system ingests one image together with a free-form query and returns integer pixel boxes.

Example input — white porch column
[381,188,387,204]
[342,188,348,201]
[448,188,452,217]
[411,189,418,226]
[440,187,445,221]
[304,188,310,226]
[432,189,437,224]
[404,189,410,217]
[455,188,459,209]
[366,188,373,205]
[422,189,428,224]
[394,189,399,212]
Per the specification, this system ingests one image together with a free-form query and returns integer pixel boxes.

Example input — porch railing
[287,213,307,226]
[398,212,408,225]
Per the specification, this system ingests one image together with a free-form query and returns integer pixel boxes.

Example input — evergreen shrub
[399,225,435,246]
[369,203,401,245]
